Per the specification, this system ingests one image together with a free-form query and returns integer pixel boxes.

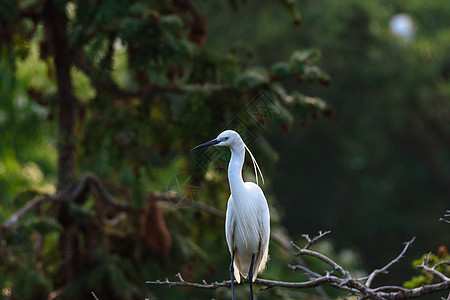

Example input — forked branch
[365,237,416,288]
[440,210,450,224]
[147,232,450,299]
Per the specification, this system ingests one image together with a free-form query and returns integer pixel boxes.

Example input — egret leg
[248,253,255,300]
[230,248,236,300]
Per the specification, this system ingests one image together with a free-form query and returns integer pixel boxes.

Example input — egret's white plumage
[193,130,270,287]
[226,183,270,282]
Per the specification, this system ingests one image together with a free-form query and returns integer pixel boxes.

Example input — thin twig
[434,260,450,269]
[288,264,321,279]
[417,255,450,282]
[301,230,331,249]
[365,237,415,287]
[291,241,351,279]
[272,229,331,299]
[440,210,450,224]
[175,272,185,282]
[91,291,99,300]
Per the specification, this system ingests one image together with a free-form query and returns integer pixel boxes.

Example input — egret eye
[224,137,229,141]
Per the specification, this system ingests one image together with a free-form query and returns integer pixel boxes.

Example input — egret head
[192,130,264,185]
[215,130,243,147]
[191,130,242,150]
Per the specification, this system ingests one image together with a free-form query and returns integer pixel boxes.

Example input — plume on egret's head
[192,130,264,185]
[243,142,264,185]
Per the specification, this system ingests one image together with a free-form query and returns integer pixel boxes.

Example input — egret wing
[225,196,242,283]
[225,196,235,255]
[257,195,270,274]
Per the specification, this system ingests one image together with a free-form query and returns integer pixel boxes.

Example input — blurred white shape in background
[389,13,415,41]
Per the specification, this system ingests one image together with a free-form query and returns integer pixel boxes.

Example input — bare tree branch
[365,237,416,287]
[440,210,450,224]
[146,275,343,289]
[91,291,100,300]
[417,254,450,282]
[288,263,322,279]
[4,195,54,228]
[147,232,450,299]
[271,229,331,299]
[290,240,351,279]
[193,202,225,218]
[376,281,450,299]
[301,230,331,249]
[434,261,450,270]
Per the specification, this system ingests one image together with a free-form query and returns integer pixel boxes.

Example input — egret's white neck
[228,143,245,194]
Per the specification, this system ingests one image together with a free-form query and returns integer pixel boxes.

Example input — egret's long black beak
[191,139,220,151]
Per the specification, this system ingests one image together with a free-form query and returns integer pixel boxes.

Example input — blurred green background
[0,0,448,299]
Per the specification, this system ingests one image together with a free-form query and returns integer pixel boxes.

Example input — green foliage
[0,0,332,299]
[21,217,61,235]
[404,251,450,289]
[12,268,53,300]
[66,202,94,223]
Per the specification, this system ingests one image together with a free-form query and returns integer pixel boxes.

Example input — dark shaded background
[199,0,449,287]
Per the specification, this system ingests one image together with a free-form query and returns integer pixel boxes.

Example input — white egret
[192,130,270,300]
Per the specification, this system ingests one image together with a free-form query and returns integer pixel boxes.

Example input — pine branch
[2,173,225,229]
[106,82,232,98]
[71,45,232,99]
[2,173,134,229]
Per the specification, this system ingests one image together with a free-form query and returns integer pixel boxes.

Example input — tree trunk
[43,0,76,189]
[43,0,78,288]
